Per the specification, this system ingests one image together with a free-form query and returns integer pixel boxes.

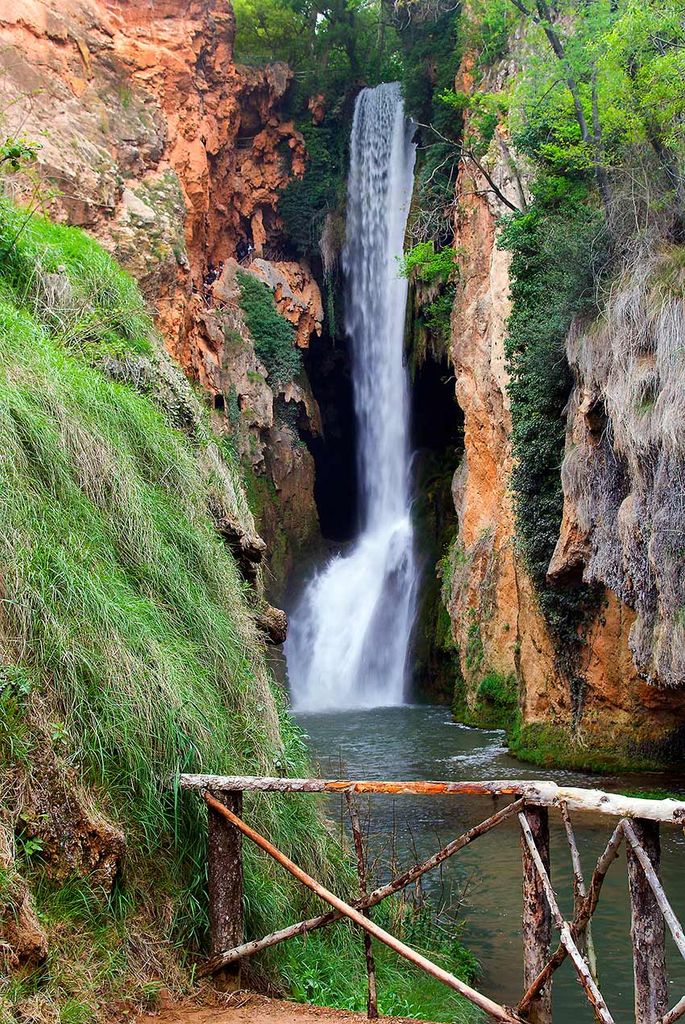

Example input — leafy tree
[505,0,616,214]
[232,0,401,86]
[601,0,685,211]
[231,0,310,65]
[500,0,685,225]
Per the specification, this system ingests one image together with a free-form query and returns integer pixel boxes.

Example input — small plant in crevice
[403,242,459,365]
[276,397,307,449]
[464,608,485,674]
[455,670,519,731]
[226,385,241,428]
[477,671,517,709]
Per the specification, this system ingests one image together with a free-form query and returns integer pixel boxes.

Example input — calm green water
[295,704,685,1022]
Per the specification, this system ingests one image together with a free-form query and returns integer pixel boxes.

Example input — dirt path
[136,993,434,1024]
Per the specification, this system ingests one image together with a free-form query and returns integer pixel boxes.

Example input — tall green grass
[0,200,478,1021]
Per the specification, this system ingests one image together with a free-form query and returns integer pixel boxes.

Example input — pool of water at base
[294,704,685,1023]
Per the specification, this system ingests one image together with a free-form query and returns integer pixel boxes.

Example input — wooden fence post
[627,819,667,1024]
[521,807,552,1024]
[207,790,243,991]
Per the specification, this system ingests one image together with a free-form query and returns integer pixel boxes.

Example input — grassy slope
[0,200,477,1023]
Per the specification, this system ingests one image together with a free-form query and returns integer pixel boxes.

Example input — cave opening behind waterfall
[302,326,358,543]
[409,349,465,702]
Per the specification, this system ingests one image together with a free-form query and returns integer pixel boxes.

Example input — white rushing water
[286,83,417,711]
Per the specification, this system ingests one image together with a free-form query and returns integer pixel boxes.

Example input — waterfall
[285,83,417,712]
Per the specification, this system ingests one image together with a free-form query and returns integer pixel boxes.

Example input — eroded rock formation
[0,0,321,579]
[445,48,685,760]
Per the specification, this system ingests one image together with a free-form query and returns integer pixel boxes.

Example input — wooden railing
[179,775,685,1024]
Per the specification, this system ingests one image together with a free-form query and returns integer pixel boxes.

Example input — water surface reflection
[296,705,685,1022]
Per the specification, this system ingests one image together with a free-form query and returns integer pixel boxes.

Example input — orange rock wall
[447,60,685,755]
[0,0,322,574]
[0,0,308,363]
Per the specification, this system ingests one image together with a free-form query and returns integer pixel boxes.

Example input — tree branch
[415,121,524,213]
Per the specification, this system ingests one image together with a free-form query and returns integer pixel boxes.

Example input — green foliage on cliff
[401,242,457,283]
[0,197,482,1022]
[455,0,685,686]
[402,243,458,352]
[504,0,685,214]
[237,270,302,385]
[463,0,517,69]
[0,198,351,1013]
[497,181,606,655]
[278,119,348,262]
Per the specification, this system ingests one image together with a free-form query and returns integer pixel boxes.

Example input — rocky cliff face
[445,54,685,763]
[0,0,322,578]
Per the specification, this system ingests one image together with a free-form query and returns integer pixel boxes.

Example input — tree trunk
[208,790,243,992]
[521,807,552,1024]
[627,819,667,1024]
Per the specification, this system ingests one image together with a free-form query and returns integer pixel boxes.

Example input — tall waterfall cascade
[286,83,418,711]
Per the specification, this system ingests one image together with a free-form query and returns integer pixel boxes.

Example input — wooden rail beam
[204,791,525,1024]
[179,775,685,824]
[199,796,524,977]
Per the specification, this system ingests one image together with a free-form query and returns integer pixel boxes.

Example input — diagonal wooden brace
[518,812,615,1024]
[518,819,624,1015]
[622,819,685,961]
[200,795,524,977]
[204,791,525,1024]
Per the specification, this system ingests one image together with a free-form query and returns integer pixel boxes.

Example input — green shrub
[401,242,457,283]
[237,270,301,386]
[477,671,517,708]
